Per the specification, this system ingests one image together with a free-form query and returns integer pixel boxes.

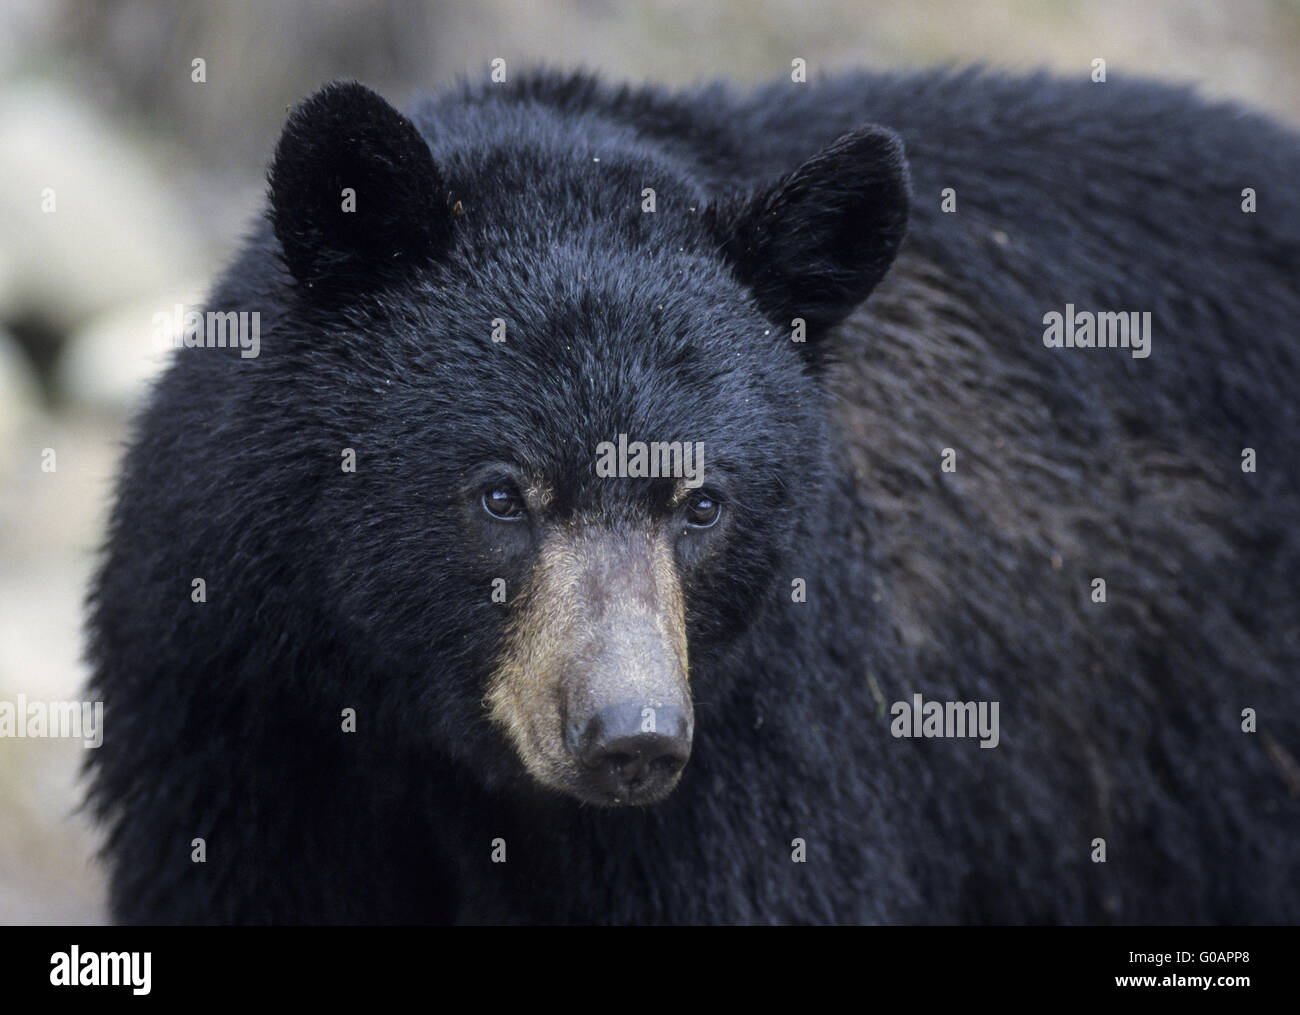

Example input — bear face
[262,82,909,805]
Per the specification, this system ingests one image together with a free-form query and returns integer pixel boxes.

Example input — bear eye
[482,485,526,521]
[685,491,722,528]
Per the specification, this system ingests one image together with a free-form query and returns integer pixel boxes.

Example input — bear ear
[710,125,910,341]
[268,80,451,296]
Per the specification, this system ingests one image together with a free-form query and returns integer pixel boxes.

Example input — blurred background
[1,0,1297,924]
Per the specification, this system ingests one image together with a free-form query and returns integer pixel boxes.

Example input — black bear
[88,69,1300,924]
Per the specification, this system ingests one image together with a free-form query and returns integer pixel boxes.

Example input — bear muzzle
[487,526,692,806]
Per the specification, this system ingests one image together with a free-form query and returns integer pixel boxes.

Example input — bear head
[263,80,910,806]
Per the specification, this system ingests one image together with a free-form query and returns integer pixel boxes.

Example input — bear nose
[570,702,692,803]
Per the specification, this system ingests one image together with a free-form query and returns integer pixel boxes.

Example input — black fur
[87,68,1300,924]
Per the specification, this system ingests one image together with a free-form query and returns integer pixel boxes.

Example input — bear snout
[487,525,692,804]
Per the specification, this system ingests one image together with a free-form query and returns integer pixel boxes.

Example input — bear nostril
[604,752,636,772]
[650,755,683,777]
[588,738,686,789]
